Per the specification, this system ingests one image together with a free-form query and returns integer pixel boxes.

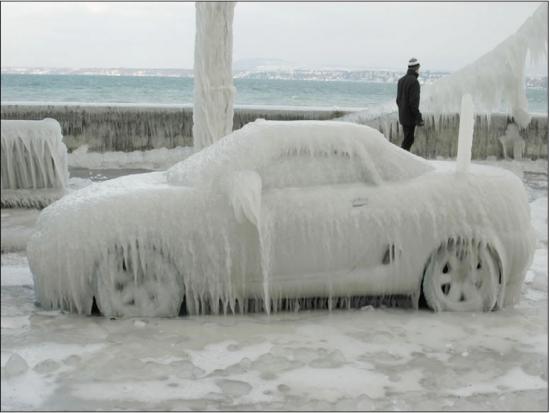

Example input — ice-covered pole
[192,2,236,150]
[456,94,475,174]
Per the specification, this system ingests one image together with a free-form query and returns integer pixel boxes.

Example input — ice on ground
[1,209,41,253]
[1,342,106,410]
[216,379,253,397]
[1,315,31,330]
[4,354,29,378]
[68,145,194,171]
[0,176,98,253]
[0,159,546,410]
[450,366,547,397]
[0,253,33,286]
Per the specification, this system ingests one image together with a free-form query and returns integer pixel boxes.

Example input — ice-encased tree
[422,3,548,128]
[193,2,236,150]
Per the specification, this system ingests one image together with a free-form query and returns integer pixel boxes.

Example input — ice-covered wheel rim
[422,240,500,312]
[94,243,183,317]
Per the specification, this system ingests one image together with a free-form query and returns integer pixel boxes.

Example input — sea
[1,73,548,113]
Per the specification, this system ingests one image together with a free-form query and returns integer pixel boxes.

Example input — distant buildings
[1,66,547,88]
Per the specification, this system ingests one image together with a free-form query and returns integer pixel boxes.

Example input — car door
[255,150,397,298]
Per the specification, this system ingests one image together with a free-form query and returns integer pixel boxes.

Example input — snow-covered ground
[1,159,547,410]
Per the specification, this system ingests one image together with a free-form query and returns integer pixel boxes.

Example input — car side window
[257,148,376,190]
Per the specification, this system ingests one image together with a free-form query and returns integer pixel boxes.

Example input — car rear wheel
[94,243,183,317]
[422,239,500,312]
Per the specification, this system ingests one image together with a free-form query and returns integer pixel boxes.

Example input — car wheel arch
[419,235,506,312]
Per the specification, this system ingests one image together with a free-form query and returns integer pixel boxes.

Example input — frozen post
[1,118,68,208]
[193,2,236,150]
[456,94,475,174]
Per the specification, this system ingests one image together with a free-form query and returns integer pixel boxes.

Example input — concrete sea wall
[1,104,547,159]
[362,112,548,160]
[0,104,348,152]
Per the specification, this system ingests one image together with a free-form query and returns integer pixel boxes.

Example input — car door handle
[352,197,368,208]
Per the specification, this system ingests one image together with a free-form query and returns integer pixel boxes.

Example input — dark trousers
[401,125,416,152]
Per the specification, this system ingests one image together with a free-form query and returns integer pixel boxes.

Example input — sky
[0,2,546,73]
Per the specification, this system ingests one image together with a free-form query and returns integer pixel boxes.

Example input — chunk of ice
[4,353,29,378]
[216,379,252,397]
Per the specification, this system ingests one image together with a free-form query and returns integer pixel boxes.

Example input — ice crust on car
[27,121,535,317]
[167,120,432,189]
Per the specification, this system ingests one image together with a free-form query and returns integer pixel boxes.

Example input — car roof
[167,120,433,187]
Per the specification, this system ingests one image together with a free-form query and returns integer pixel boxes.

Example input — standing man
[396,58,424,151]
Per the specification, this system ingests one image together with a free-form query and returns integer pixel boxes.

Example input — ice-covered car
[27,120,536,317]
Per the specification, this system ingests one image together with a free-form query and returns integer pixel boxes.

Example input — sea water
[8,73,546,113]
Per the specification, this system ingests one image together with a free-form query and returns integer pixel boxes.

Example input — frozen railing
[0,104,547,159]
[1,118,69,208]
[354,112,548,161]
[0,104,347,152]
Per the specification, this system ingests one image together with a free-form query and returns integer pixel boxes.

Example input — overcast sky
[1,2,546,73]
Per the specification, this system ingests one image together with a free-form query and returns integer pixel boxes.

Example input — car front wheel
[422,239,501,312]
[94,243,183,317]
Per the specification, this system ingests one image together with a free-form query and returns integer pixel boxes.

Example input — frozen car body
[27,120,536,316]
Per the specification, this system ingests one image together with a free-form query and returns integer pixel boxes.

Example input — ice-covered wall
[0,105,195,152]
[423,3,548,128]
[0,104,348,151]
[1,118,68,208]
[361,112,548,161]
[193,2,236,150]
[0,104,547,159]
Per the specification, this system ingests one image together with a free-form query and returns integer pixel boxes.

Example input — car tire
[422,239,501,312]
[94,243,183,317]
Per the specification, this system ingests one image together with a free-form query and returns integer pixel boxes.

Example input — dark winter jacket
[396,69,423,126]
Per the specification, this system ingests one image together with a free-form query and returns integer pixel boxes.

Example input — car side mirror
[223,170,262,227]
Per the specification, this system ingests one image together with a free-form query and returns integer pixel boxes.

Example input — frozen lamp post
[192,2,236,150]
[456,94,474,174]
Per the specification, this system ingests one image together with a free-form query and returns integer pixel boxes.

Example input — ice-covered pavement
[1,160,547,411]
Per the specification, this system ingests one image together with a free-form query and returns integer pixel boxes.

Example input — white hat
[408,57,420,67]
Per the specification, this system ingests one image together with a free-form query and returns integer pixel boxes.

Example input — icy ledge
[1,119,69,208]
